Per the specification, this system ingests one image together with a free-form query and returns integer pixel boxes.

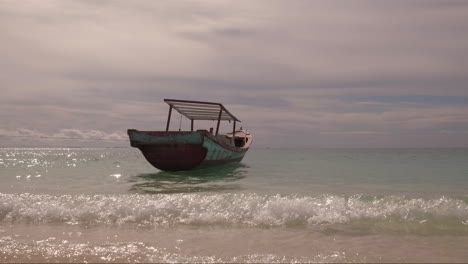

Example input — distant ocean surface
[1,147,468,262]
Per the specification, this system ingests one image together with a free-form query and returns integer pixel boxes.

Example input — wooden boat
[128,99,252,171]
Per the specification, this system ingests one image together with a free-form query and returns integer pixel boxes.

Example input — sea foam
[1,193,467,227]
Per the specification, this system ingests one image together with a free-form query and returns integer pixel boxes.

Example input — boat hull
[128,129,248,171]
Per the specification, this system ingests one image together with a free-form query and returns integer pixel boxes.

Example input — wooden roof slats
[173,105,221,111]
[164,99,240,122]
[175,109,223,114]
[187,117,233,121]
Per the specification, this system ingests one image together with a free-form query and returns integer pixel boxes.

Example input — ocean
[1,147,468,263]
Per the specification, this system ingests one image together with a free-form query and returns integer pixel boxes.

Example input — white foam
[110,174,121,179]
[0,193,467,227]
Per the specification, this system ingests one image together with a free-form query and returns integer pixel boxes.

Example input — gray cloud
[1,0,468,147]
[0,128,127,148]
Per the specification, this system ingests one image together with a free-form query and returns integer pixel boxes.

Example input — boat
[127,99,253,171]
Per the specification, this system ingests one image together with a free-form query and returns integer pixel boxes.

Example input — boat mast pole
[166,105,172,131]
[215,108,223,136]
[232,120,236,144]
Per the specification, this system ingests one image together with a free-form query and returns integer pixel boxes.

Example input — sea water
[1,148,468,262]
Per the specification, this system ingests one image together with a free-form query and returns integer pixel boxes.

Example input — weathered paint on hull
[128,129,248,171]
[201,135,246,162]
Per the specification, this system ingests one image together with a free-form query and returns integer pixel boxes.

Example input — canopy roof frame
[164,99,240,136]
[164,99,241,122]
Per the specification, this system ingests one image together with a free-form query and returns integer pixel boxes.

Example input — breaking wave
[1,193,468,228]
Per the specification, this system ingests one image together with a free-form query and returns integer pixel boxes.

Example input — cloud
[1,0,468,147]
[0,128,127,148]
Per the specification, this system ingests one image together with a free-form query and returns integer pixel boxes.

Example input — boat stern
[127,129,207,171]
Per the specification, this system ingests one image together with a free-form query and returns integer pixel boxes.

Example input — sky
[1,0,468,148]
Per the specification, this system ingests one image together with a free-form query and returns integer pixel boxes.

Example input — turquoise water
[1,148,468,262]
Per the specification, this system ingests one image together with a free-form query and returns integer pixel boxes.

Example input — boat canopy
[164,99,241,122]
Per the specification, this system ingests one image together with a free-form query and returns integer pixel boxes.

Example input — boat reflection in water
[129,163,248,194]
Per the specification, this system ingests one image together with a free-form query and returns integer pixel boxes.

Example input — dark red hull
[138,144,207,171]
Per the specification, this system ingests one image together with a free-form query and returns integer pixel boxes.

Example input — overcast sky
[1,0,468,148]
